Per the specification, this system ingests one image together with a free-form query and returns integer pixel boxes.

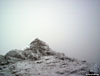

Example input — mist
[0,0,100,63]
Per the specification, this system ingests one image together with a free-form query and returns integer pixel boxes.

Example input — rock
[29,38,51,55]
[22,38,58,60]
[7,55,89,76]
[88,62,100,74]
[5,50,25,63]
[45,51,56,56]
[0,55,8,65]
[0,38,92,76]
[22,50,40,60]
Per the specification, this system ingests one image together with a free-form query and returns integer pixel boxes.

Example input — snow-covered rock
[0,56,88,76]
[5,49,25,63]
[22,50,40,60]
[0,38,98,76]
[0,55,8,65]
[88,62,100,74]
[30,38,50,54]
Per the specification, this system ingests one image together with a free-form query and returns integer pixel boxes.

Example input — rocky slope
[0,38,99,76]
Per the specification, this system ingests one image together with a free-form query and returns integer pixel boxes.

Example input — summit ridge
[0,38,99,76]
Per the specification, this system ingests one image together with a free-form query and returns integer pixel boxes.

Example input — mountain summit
[0,38,99,76]
[5,38,57,62]
[29,38,50,54]
[30,38,48,49]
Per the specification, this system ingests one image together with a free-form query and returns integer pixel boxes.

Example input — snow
[0,38,98,76]
[7,55,88,76]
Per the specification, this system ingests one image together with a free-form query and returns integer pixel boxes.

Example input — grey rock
[89,62,100,74]
[0,38,95,76]
[5,50,25,63]
[0,55,8,65]
[22,50,40,60]
[30,38,51,55]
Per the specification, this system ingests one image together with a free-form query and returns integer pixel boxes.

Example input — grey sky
[0,0,100,63]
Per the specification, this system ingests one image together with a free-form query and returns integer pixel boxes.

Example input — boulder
[30,38,51,54]
[89,62,100,74]
[5,49,25,63]
[22,50,40,60]
[0,55,8,65]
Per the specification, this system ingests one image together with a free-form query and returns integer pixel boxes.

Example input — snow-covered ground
[0,56,89,76]
[0,38,99,76]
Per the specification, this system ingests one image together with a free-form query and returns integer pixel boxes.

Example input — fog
[0,0,100,63]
